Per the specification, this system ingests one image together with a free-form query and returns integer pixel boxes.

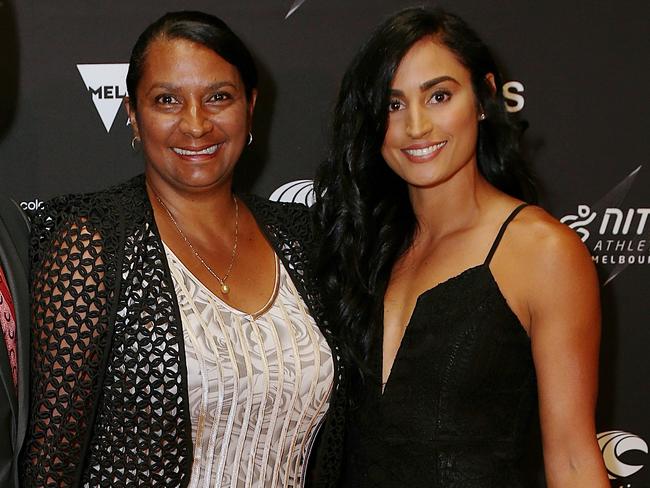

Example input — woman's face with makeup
[126,38,256,193]
[381,36,489,190]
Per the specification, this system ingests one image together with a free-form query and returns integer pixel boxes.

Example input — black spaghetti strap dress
[342,204,537,487]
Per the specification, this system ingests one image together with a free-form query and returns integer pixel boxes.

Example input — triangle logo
[77,63,129,132]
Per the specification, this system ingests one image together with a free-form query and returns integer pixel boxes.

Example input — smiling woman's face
[127,37,256,193]
[381,36,487,190]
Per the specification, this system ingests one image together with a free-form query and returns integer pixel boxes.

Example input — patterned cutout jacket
[23,175,345,488]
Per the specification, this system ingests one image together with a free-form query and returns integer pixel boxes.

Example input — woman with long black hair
[315,7,608,487]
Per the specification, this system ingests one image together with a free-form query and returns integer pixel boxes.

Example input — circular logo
[269,180,315,207]
[598,430,648,479]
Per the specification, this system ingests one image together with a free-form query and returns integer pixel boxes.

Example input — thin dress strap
[484,203,529,266]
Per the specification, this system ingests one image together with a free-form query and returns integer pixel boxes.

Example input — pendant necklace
[153,191,238,295]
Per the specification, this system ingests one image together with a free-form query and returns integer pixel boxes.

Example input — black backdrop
[1,1,648,486]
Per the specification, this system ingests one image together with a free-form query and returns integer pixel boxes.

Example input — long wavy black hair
[314,7,537,376]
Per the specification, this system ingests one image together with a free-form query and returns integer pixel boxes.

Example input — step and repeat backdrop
[1,0,648,486]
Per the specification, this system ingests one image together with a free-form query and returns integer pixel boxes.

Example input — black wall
[1,1,648,485]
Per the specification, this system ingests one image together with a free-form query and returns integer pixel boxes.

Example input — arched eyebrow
[420,75,457,91]
[390,75,458,96]
[147,81,238,93]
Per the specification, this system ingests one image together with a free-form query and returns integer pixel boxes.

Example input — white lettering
[637,209,650,234]
[621,208,635,234]
[20,198,43,211]
[503,81,525,113]
[591,254,649,264]
[600,209,624,234]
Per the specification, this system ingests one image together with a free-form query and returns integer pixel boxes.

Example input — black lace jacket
[23,175,345,488]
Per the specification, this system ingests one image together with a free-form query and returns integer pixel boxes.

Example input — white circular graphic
[598,430,648,479]
[269,180,315,207]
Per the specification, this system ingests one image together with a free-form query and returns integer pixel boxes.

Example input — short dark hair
[126,11,258,110]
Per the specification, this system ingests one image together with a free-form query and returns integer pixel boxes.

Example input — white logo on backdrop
[561,204,598,242]
[20,198,44,212]
[503,81,525,113]
[269,180,315,206]
[77,63,129,132]
[561,204,650,245]
[598,431,648,480]
[285,0,309,18]
[560,165,649,284]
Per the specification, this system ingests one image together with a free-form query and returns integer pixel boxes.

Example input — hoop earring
[247,132,253,146]
[131,136,140,151]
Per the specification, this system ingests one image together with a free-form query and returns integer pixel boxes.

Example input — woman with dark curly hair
[315,7,608,487]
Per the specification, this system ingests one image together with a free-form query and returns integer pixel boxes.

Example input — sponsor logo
[503,81,525,113]
[561,166,649,284]
[286,0,309,18]
[598,431,648,482]
[77,63,129,132]
[269,180,315,206]
[20,198,44,212]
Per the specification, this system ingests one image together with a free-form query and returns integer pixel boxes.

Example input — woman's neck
[145,175,237,240]
[408,164,496,242]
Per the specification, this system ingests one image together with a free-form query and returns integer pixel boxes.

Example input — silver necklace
[154,191,238,295]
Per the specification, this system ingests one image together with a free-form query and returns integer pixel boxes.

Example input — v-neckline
[163,242,281,319]
[379,264,485,399]
[379,202,532,399]
[379,263,530,400]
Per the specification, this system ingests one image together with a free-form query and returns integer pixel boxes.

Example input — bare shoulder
[503,205,599,328]
[506,205,595,275]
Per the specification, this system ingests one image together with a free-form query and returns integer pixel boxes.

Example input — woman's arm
[23,215,108,488]
[526,220,609,487]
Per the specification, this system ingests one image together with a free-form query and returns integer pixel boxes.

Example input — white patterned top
[165,245,334,488]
